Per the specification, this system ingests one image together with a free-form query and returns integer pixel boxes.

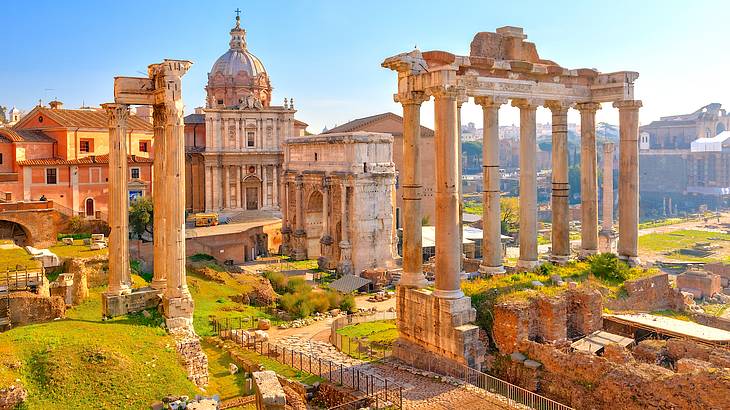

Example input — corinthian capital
[613,100,643,110]
[575,102,602,113]
[102,103,129,127]
[474,96,508,108]
[394,91,429,106]
[512,98,544,110]
[544,100,571,115]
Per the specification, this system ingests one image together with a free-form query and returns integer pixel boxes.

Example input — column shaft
[514,99,539,270]
[577,103,601,256]
[397,92,428,288]
[236,166,242,208]
[432,88,464,299]
[293,175,306,260]
[263,165,269,207]
[104,103,131,295]
[151,104,167,290]
[547,102,570,263]
[272,165,279,208]
[602,143,615,232]
[476,97,506,274]
[337,181,353,275]
[223,165,230,208]
[615,100,642,264]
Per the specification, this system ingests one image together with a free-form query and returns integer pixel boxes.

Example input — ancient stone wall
[511,340,730,410]
[688,311,730,331]
[8,292,65,326]
[492,287,603,353]
[605,273,684,312]
[171,329,209,388]
[310,382,360,409]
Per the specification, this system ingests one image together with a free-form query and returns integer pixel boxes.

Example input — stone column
[103,103,132,295]
[152,60,194,329]
[318,177,333,270]
[599,142,618,253]
[272,165,279,209]
[432,87,464,299]
[223,165,230,209]
[151,104,167,291]
[337,181,354,275]
[577,102,601,257]
[547,102,571,263]
[475,97,506,274]
[456,92,468,273]
[263,165,270,208]
[614,100,642,265]
[292,174,306,260]
[513,99,540,270]
[236,166,242,208]
[395,91,429,288]
[204,165,213,212]
[281,177,292,255]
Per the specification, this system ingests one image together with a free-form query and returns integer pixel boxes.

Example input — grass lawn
[638,217,686,230]
[187,266,276,337]
[222,343,323,385]
[200,339,249,402]
[638,229,730,252]
[335,320,398,359]
[0,246,40,270]
[0,280,198,409]
[49,239,108,259]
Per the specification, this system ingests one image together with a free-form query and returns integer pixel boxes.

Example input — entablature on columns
[382,27,639,106]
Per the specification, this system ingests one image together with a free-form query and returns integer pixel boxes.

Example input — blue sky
[3,1,729,132]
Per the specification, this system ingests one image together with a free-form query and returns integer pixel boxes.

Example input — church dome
[206,14,272,109]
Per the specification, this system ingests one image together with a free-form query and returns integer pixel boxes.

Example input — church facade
[185,15,307,214]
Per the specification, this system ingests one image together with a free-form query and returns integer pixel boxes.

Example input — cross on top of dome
[229,9,246,50]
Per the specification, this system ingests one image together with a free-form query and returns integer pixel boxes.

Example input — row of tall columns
[204,164,280,211]
[103,103,132,295]
[548,102,571,263]
[476,97,506,274]
[513,99,540,270]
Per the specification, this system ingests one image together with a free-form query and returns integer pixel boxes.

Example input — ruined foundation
[393,286,485,368]
[101,287,161,318]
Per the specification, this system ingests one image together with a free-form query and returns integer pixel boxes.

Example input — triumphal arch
[101,60,195,331]
[383,26,641,368]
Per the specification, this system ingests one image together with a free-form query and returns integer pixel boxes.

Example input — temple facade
[185,15,307,213]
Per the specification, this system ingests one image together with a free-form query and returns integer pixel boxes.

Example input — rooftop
[606,313,730,344]
[323,112,434,137]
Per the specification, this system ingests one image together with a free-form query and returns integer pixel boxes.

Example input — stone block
[523,359,542,369]
[510,352,527,362]
[253,370,286,409]
[101,287,161,318]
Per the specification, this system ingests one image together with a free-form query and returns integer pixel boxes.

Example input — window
[217,99,224,106]
[79,139,93,153]
[247,132,255,147]
[314,153,318,161]
[0,153,3,164]
[90,167,101,183]
[46,168,57,185]
[139,141,149,152]
[131,167,140,179]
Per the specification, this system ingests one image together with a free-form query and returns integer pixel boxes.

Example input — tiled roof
[30,107,153,131]
[328,274,371,294]
[294,119,308,127]
[0,128,55,143]
[323,112,434,137]
[184,113,205,124]
[17,154,153,166]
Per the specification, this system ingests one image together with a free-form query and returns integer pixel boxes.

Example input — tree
[0,106,6,124]
[129,196,153,240]
[500,197,519,233]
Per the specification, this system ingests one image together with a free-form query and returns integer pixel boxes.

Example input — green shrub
[285,277,307,293]
[189,253,215,262]
[339,295,356,313]
[264,271,288,293]
[310,293,330,313]
[57,233,92,240]
[589,253,629,282]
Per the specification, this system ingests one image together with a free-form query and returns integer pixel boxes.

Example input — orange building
[0,102,154,218]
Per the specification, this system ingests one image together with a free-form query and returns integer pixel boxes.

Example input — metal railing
[330,311,397,360]
[1,266,45,292]
[212,318,403,409]
[394,354,574,410]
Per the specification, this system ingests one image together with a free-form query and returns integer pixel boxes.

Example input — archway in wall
[85,198,95,217]
[0,220,30,247]
[243,176,261,210]
[717,122,726,136]
[305,191,323,258]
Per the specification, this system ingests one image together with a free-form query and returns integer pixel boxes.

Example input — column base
[618,254,641,267]
[398,272,428,289]
[579,248,599,258]
[150,279,167,292]
[478,264,506,275]
[516,259,541,271]
[548,254,571,265]
[163,293,195,331]
[106,285,133,297]
[432,288,465,299]
[599,230,618,254]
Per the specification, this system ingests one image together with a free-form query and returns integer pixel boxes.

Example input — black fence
[212,318,403,409]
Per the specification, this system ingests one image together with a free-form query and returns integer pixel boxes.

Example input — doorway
[246,187,259,210]
[85,198,95,217]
